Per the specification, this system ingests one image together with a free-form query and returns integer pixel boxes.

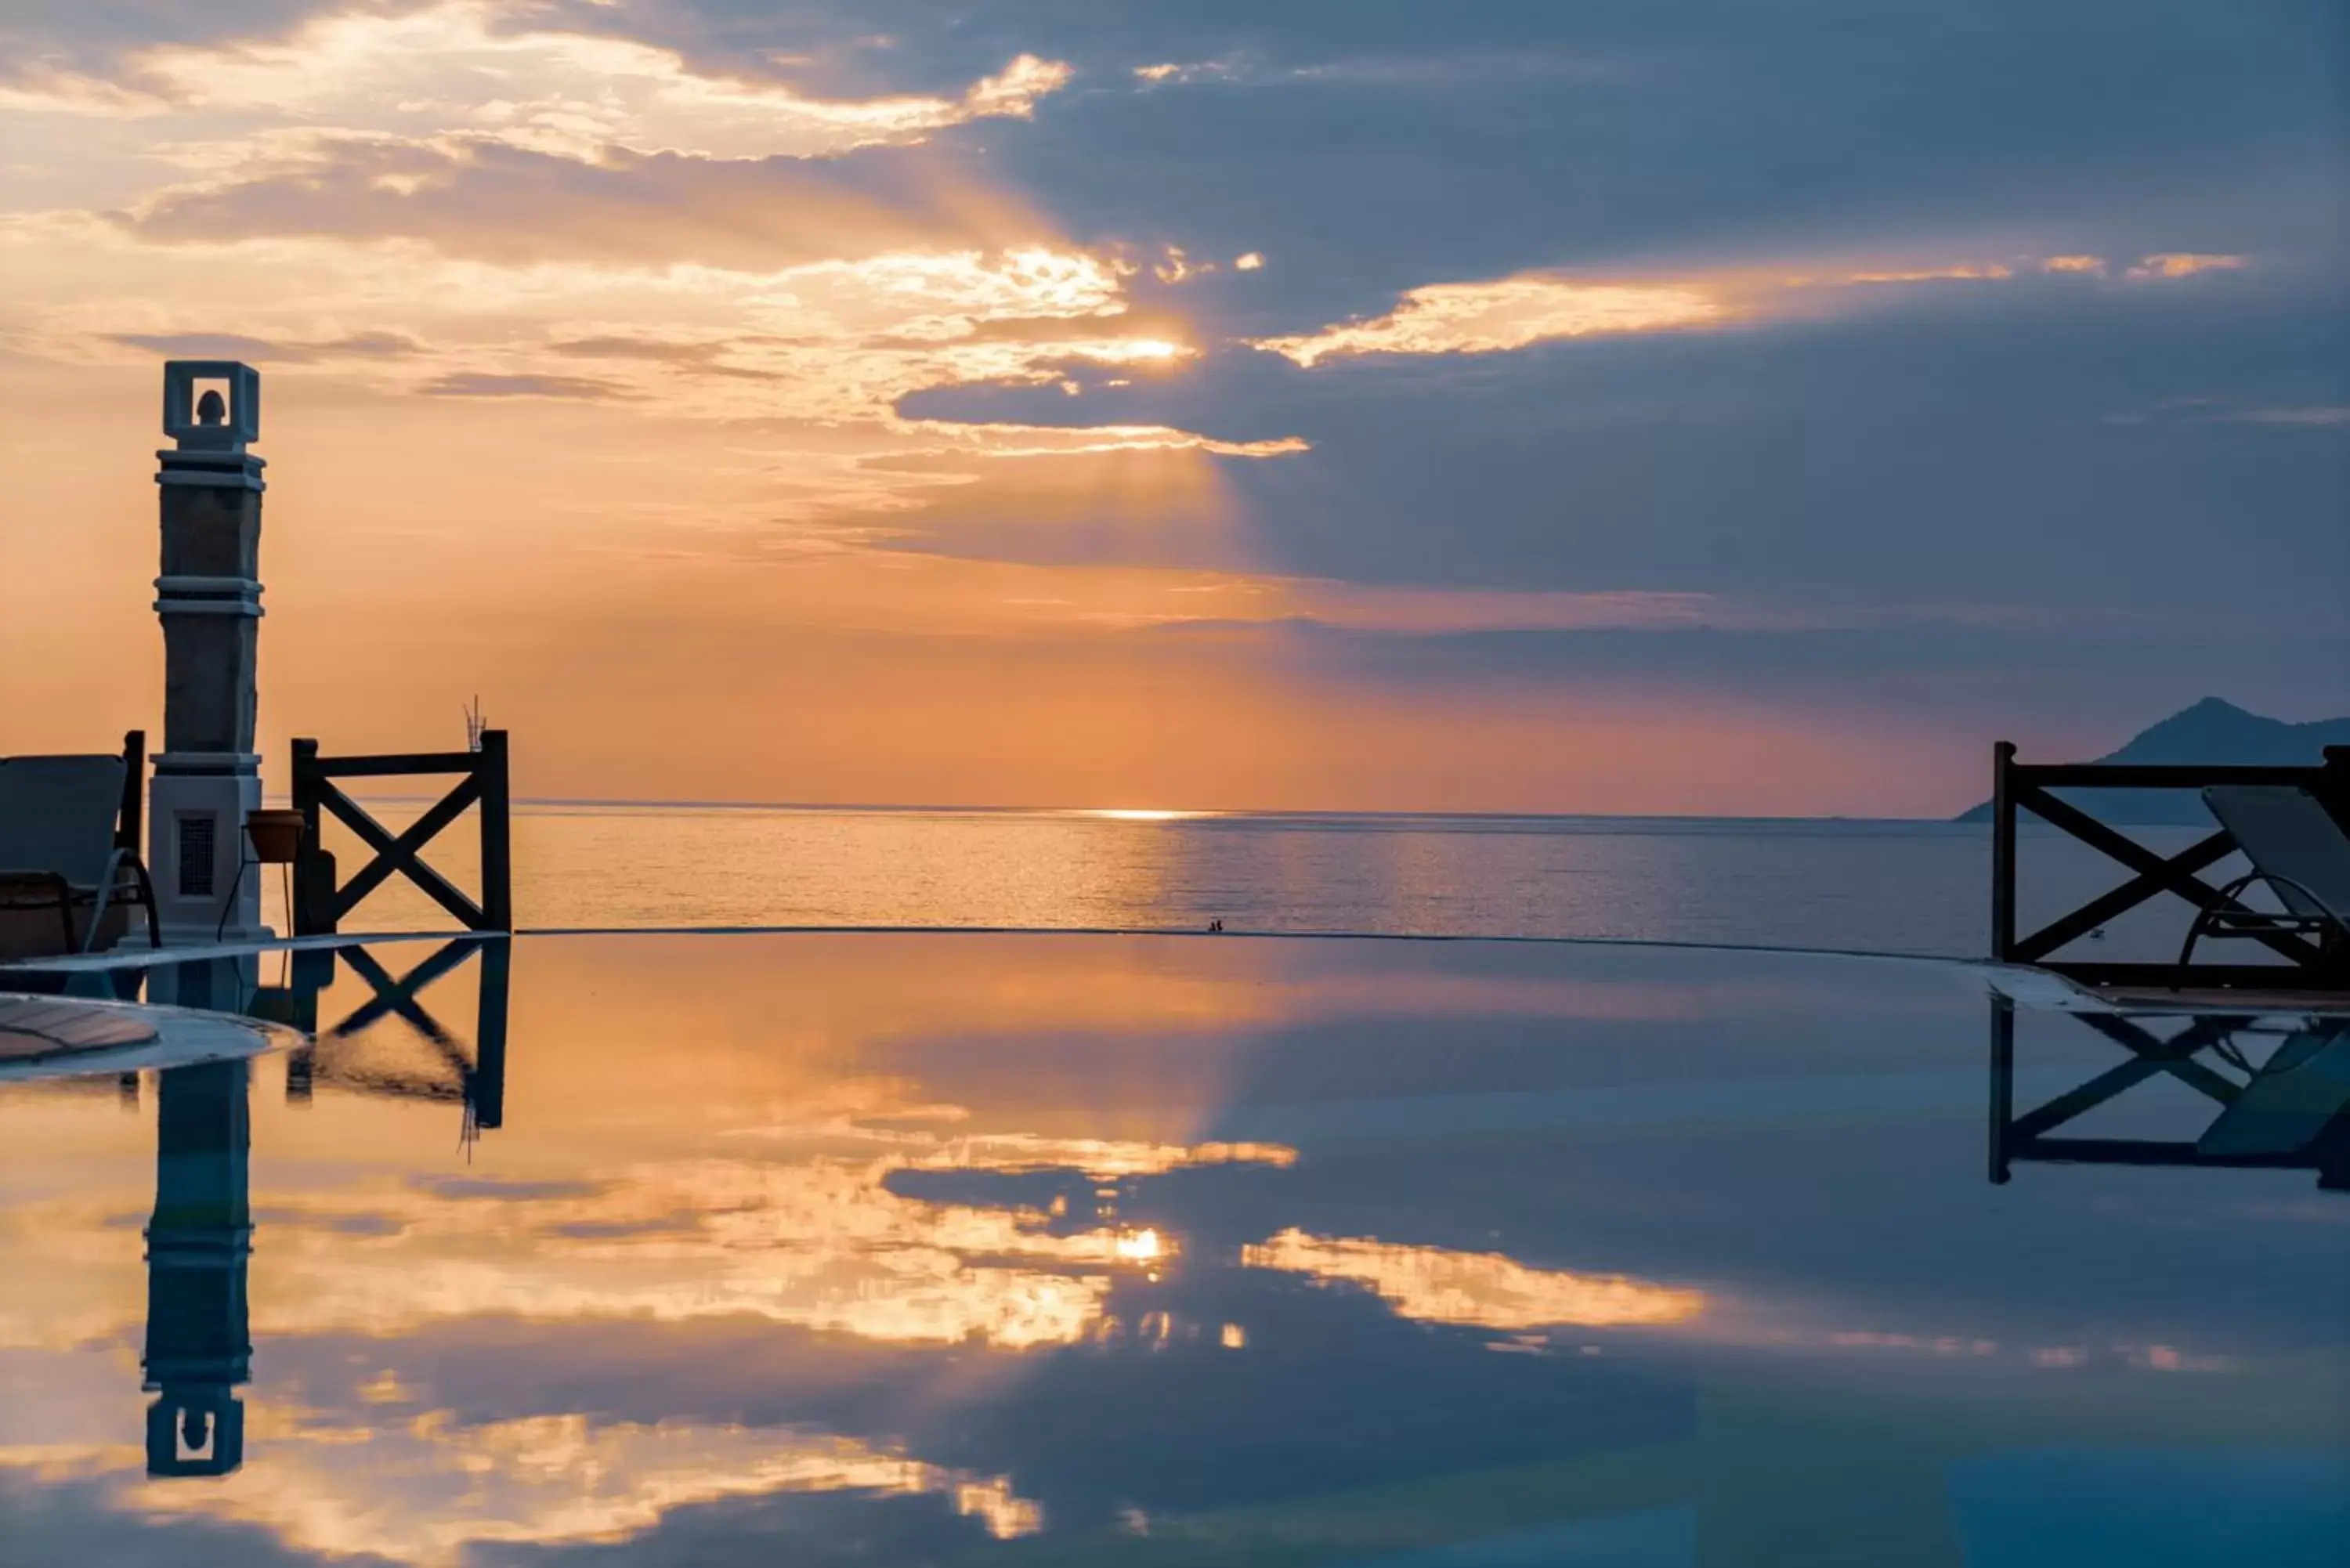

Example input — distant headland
[1956,697,2350,824]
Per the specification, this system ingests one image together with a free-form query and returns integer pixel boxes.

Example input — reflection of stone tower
[150,361,266,941]
[142,1058,252,1477]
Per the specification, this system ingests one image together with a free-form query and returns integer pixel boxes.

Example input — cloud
[421,370,629,399]
[123,1409,1043,1565]
[1845,264,2012,284]
[117,135,1055,270]
[1243,1230,1704,1330]
[106,328,422,361]
[2127,252,2247,280]
[1252,274,1726,366]
[2041,255,2107,275]
[2225,406,2350,426]
[12,1,1071,161]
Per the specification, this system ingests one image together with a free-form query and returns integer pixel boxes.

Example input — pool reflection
[141,1059,251,1478]
[1991,999,2350,1189]
[2,934,2342,1566]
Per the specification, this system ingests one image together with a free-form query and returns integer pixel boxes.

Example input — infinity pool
[1,934,2343,1566]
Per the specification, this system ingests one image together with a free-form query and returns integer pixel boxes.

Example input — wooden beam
[314,781,486,930]
[327,773,483,918]
[2016,783,2324,966]
[2009,829,2237,963]
[2008,763,2322,789]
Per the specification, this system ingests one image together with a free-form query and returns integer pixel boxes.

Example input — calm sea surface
[287,804,2219,961]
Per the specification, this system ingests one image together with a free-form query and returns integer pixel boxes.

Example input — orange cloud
[2126,252,2247,279]
[1845,263,2012,284]
[10,1,1068,161]
[1252,274,1727,365]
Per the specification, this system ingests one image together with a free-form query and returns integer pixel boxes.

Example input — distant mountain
[1955,697,2350,824]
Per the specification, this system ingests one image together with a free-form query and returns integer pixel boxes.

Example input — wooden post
[2320,746,2350,831]
[477,729,512,933]
[119,730,145,851]
[288,739,335,936]
[1990,741,2016,963]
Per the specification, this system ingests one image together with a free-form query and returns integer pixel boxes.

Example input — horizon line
[271,792,1972,826]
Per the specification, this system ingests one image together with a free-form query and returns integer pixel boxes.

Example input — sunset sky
[2,1,2343,815]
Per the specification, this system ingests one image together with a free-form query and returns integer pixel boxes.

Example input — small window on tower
[178,814,216,897]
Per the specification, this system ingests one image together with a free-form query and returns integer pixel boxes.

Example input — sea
[277,802,2224,963]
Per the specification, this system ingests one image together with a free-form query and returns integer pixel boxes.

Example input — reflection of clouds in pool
[1242,1229,1707,1330]
[235,1156,1180,1347]
[118,1407,1041,1566]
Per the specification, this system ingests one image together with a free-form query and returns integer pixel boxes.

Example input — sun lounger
[0,746,161,955]
[2177,786,2350,979]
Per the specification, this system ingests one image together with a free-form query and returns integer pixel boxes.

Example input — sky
[1,0,2344,815]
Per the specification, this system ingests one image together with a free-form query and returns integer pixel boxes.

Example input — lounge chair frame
[0,731,162,955]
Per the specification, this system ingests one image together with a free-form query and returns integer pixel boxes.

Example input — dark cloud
[630,2,2348,322]
[107,331,313,363]
[901,278,2350,627]
[107,329,424,363]
[117,138,1048,269]
[547,334,784,381]
[1127,616,2348,730]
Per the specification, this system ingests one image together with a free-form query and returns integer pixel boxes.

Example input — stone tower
[152,362,266,941]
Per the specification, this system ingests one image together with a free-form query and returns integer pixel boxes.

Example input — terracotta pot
[244,809,307,865]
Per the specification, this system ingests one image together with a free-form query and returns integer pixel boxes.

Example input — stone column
[151,362,266,942]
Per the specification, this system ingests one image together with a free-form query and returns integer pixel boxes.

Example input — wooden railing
[1990,742,2350,989]
[290,732,512,935]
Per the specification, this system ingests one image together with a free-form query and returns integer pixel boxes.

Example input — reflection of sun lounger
[2196,1030,2350,1158]
[2177,786,2350,978]
[0,748,161,955]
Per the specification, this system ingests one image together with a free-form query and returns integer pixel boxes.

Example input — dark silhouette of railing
[290,732,511,935]
[1989,742,2350,990]
[265,938,512,1136]
[1990,996,2350,1190]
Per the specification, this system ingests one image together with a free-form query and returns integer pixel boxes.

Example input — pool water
[1,933,2343,1566]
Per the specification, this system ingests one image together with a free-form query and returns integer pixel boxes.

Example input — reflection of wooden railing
[263,938,512,1133]
[1989,997,2349,1189]
[1990,743,2350,990]
[290,732,512,936]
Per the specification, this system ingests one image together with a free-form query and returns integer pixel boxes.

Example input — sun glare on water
[1084,809,1211,822]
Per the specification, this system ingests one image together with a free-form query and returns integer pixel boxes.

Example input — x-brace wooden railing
[290,732,512,936]
[1989,997,2350,1188]
[1990,743,2350,990]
